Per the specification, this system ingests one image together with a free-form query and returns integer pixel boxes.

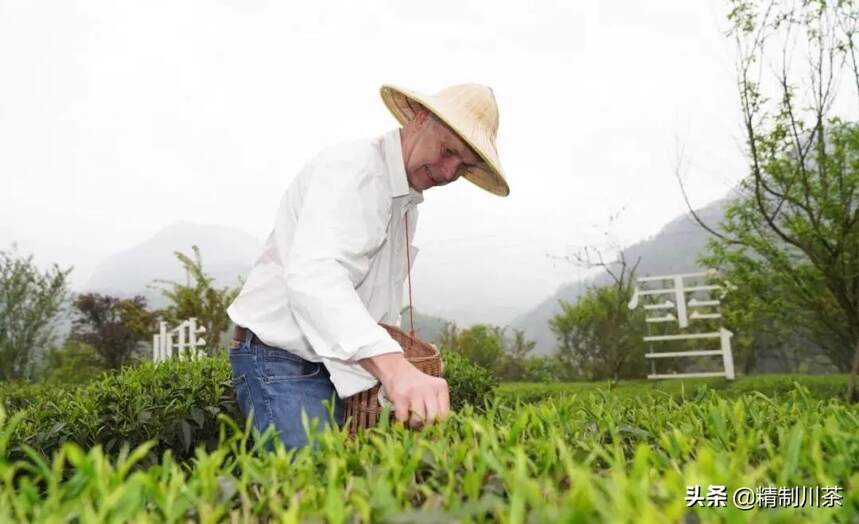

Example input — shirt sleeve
[283,152,404,364]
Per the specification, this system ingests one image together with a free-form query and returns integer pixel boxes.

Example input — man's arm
[357,352,408,385]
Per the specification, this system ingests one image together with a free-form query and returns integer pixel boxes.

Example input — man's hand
[358,352,450,428]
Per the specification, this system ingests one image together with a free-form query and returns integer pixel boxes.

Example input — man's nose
[441,157,462,181]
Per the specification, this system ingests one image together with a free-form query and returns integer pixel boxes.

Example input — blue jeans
[228,328,345,451]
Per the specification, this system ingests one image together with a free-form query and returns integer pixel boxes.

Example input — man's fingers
[383,373,450,429]
[424,392,440,424]
[437,382,450,420]
[408,397,427,429]
[393,396,410,423]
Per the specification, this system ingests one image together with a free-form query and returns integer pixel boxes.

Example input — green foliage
[4,357,242,467]
[493,329,537,381]
[454,324,505,371]
[495,374,853,405]
[0,379,855,522]
[521,355,569,382]
[39,340,107,385]
[701,125,859,373]
[3,353,499,467]
[151,245,241,355]
[0,246,72,381]
[550,281,648,380]
[70,293,156,370]
[714,0,859,400]
[440,349,498,411]
[438,322,543,382]
[0,381,76,414]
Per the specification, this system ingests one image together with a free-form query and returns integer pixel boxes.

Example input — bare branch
[673,139,743,245]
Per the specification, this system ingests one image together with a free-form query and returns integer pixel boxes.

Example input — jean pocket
[229,338,253,358]
[230,373,253,419]
[259,348,321,382]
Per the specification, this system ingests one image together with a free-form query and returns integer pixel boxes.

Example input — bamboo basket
[344,323,443,435]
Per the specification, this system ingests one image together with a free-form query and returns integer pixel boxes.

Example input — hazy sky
[1,0,753,324]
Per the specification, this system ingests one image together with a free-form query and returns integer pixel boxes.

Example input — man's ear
[414,108,431,127]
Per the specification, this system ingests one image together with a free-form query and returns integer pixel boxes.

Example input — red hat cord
[404,211,415,341]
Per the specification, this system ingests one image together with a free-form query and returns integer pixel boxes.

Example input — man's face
[404,112,482,192]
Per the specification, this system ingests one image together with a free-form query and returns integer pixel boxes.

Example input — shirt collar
[382,129,424,206]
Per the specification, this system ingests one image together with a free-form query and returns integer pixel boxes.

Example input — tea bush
[3,358,241,467]
[439,349,498,411]
[496,374,852,405]
[0,381,71,414]
[2,351,497,466]
[0,383,855,522]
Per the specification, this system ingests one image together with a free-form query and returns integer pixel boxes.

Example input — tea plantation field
[0,358,856,523]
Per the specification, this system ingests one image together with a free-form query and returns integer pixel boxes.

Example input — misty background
[2,1,750,352]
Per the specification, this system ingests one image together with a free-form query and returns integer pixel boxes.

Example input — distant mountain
[0,227,107,290]
[400,309,451,346]
[86,221,263,308]
[510,196,730,355]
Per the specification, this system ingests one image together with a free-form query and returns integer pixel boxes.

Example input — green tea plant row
[495,374,852,404]
[1,383,856,523]
[1,352,496,467]
[2,358,243,467]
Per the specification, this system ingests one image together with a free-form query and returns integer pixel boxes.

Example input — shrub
[5,352,499,466]
[441,349,498,411]
[39,340,108,384]
[0,381,75,414]
[6,357,240,467]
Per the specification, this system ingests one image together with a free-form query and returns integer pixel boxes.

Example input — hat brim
[380,85,510,197]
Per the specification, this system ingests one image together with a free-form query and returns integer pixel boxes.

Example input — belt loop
[243,326,254,346]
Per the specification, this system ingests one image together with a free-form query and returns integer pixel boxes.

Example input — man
[226,83,510,450]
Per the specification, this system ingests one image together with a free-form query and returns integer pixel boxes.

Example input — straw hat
[380,83,510,197]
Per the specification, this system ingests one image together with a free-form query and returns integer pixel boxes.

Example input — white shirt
[227,129,423,398]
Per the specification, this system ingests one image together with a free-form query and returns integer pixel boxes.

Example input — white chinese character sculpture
[152,317,207,363]
[627,270,735,380]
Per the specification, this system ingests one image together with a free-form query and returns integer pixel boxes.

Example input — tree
[523,355,567,382]
[436,322,540,380]
[0,246,71,381]
[550,284,649,381]
[70,293,155,370]
[495,329,537,381]
[39,340,106,384]
[456,324,506,372]
[682,0,859,400]
[700,244,835,374]
[436,321,460,351]
[507,329,536,360]
[151,245,241,355]
[549,251,647,381]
